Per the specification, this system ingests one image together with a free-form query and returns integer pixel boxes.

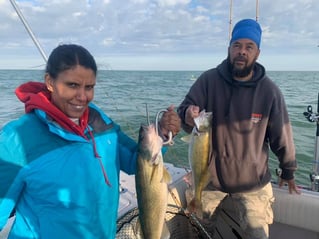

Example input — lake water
[1,69,319,187]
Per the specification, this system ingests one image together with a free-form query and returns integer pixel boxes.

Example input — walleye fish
[183,110,212,219]
[135,123,172,239]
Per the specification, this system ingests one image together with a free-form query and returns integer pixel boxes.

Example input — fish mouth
[138,123,163,160]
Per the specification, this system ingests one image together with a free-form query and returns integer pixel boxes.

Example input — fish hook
[155,109,174,146]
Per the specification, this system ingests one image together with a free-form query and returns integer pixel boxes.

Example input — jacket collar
[15,81,89,137]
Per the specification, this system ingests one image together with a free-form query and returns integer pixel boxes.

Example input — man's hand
[185,105,200,127]
[279,178,301,194]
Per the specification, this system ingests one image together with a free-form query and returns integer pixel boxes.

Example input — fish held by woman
[135,123,172,239]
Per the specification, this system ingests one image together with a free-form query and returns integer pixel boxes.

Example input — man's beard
[227,55,256,78]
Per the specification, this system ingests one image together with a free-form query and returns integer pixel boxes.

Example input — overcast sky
[1,0,319,71]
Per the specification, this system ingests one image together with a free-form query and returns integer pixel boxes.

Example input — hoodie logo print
[251,113,262,123]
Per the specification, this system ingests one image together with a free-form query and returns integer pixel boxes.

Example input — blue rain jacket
[0,103,138,238]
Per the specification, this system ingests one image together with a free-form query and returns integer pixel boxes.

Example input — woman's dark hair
[46,44,97,79]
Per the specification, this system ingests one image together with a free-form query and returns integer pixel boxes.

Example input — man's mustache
[234,56,247,62]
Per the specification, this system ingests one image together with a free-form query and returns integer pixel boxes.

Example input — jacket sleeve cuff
[280,169,294,180]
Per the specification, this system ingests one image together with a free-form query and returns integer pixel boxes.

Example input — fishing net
[116,204,214,239]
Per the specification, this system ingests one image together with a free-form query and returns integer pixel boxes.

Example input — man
[178,19,300,239]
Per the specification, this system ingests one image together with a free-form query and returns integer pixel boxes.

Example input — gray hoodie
[178,59,297,193]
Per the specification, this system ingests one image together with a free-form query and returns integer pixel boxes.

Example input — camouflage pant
[186,182,275,239]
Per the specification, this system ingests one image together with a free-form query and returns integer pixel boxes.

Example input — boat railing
[303,92,319,191]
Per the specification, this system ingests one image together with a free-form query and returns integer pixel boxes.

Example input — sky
[0,0,319,71]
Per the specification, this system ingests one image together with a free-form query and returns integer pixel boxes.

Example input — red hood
[15,81,89,137]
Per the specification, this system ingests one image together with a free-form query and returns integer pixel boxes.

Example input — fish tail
[187,197,204,219]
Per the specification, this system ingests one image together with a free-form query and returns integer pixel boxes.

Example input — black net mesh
[116,204,213,239]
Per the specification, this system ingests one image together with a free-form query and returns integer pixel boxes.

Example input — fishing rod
[256,0,259,22]
[228,0,233,41]
[303,93,319,191]
[9,0,48,62]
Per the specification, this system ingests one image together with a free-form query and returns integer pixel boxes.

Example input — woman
[0,44,180,238]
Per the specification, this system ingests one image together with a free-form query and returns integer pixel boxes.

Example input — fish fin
[149,165,157,183]
[160,221,171,239]
[181,134,192,143]
[150,152,162,165]
[162,167,172,184]
[183,172,193,187]
[149,162,171,184]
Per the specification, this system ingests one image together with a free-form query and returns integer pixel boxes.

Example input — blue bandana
[230,19,262,48]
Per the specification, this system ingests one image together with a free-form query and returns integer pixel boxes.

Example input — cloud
[157,0,191,7]
[1,0,319,70]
